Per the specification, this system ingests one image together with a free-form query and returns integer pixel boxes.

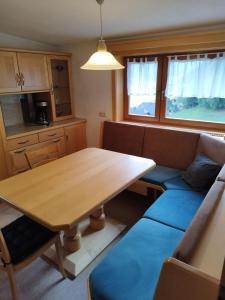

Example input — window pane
[166,97,225,123]
[127,58,158,117]
[129,95,156,116]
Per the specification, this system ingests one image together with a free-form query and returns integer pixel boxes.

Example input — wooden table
[0,148,155,252]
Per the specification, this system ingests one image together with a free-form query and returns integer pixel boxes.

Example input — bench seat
[90,218,184,300]
[141,165,182,189]
[164,176,192,191]
[143,190,205,231]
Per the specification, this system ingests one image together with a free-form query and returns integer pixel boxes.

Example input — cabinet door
[0,51,21,94]
[0,133,8,180]
[9,148,30,175]
[64,123,86,155]
[54,136,66,157]
[17,53,50,91]
[48,56,74,121]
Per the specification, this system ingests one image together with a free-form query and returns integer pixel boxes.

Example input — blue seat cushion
[2,216,56,265]
[141,165,182,188]
[164,176,192,191]
[90,218,184,300]
[144,190,204,231]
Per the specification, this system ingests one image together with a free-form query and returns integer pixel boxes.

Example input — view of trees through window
[166,98,225,123]
[129,95,156,117]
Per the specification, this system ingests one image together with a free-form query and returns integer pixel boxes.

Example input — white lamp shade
[81,50,124,70]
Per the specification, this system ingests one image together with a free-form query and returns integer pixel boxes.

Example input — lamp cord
[99,3,103,41]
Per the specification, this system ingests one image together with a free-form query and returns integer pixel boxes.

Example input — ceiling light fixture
[81,0,124,70]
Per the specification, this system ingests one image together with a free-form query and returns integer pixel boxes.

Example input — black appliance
[20,95,49,126]
[35,101,49,125]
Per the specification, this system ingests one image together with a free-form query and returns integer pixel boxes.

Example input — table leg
[90,205,106,230]
[63,225,81,252]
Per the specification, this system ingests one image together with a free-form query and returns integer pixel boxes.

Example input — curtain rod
[168,52,225,59]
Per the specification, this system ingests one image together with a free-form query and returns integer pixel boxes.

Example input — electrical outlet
[99,112,106,117]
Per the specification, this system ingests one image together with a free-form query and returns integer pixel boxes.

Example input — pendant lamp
[81,0,124,70]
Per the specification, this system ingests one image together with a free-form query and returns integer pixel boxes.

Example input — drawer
[7,134,38,151]
[38,128,64,142]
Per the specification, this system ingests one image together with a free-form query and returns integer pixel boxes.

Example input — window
[125,52,225,130]
[127,57,158,117]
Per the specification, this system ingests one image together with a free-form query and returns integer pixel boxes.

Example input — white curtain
[127,58,158,97]
[165,53,225,99]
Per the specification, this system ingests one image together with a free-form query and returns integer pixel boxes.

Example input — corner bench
[89,121,225,300]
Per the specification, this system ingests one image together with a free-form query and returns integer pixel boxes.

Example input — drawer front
[38,128,64,142]
[7,134,38,151]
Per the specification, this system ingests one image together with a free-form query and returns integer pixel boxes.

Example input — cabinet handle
[15,73,21,86]
[48,133,57,137]
[18,140,29,145]
[21,73,25,86]
[14,148,26,154]
[52,138,60,143]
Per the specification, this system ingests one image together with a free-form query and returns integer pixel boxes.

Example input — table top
[0,148,155,231]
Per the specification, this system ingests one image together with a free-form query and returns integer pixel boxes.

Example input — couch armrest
[153,257,219,300]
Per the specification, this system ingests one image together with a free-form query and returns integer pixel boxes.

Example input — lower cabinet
[0,133,8,180]
[9,148,30,174]
[64,123,86,155]
[8,137,66,175]
[5,121,86,176]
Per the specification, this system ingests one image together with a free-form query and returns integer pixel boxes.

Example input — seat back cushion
[102,121,145,156]
[174,181,224,263]
[197,133,225,166]
[142,127,200,170]
[182,153,222,192]
[2,216,56,265]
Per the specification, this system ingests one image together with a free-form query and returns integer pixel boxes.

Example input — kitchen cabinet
[17,53,50,91]
[48,56,73,121]
[4,120,86,176]
[64,123,86,154]
[7,136,66,174]
[0,51,50,94]
[0,52,21,94]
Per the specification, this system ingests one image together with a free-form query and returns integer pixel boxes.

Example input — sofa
[89,121,225,300]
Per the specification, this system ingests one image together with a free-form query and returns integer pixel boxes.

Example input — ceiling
[0,0,225,45]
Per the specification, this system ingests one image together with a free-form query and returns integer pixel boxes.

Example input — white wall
[64,41,112,147]
[0,32,60,51]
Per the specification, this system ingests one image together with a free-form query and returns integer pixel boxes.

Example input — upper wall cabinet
[0,51,50,94]
[48,55,73,121]
[0,52,21,94]
[17,53,50,92]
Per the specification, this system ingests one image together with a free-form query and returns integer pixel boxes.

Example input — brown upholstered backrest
[142,127,200,170]
[197,134,225,166]
[174,179,225,263]
[102,121,145,156]
[217,165,225,182]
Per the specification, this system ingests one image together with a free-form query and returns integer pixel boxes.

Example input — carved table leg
[90,205,106,231]
[63,225,81,253]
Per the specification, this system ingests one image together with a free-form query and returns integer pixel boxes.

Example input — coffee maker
[35,101,49,125]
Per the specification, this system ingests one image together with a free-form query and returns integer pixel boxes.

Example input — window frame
[124,50,225,132]
[124,55,163,123]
